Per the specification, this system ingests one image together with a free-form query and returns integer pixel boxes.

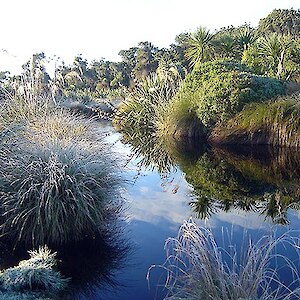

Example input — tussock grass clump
[0,291,51,299]
[23,109,105,149]
[0,246,69,293]
[209,94,300,147]
[114,73,181,134]
[0,131,122,245]
[0,76,123,246]
[0,80,54,132]
[149,218,300,300]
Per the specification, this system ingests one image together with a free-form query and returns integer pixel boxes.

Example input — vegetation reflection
[122,132,300,224]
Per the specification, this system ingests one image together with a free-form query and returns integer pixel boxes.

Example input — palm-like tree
[185,26,214,67]
[258,33,292,78]
[213,35,237,59]
[237,26,257,51]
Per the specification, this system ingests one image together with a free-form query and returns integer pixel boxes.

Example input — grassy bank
[209,94,300,147]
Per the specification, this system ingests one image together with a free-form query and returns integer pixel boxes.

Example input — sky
[1,0,299,75]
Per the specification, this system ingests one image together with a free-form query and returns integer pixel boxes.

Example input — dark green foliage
[212,25,257,60]
[258,8,300,36]
[242,34,300,80]
[185,27,214,66]
[167,59,285,130]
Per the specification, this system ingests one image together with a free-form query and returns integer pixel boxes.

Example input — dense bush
[158,59,286,136]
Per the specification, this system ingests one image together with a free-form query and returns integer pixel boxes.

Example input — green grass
[149,218,300,300]
[209,94,300,147]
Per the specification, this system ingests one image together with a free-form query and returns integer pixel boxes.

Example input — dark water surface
[2,123,300,299]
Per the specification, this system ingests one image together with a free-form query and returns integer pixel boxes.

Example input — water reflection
[59,224,130,300]
[121,132,300,224]
[0,219,130,300]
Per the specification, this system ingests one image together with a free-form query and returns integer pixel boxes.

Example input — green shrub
[160,59,286,135]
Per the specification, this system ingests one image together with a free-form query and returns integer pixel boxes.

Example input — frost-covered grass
[0,119,122,245]
[149,218,300,300]
[0,72,124,246]
[0,246,68,299]
[0,246,69,292]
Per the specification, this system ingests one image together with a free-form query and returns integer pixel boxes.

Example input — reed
[149,218,300,300]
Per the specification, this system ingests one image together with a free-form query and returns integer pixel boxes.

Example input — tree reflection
[182,146,300,224]
[122,131,300,224]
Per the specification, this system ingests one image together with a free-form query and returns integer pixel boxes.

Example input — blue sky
[1,0,299,74]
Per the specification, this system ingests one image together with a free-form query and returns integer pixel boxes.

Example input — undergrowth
[158,59,286,137]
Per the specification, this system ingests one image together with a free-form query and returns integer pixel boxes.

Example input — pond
[1,122,300,299]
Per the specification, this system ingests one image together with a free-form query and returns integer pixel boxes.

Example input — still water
[84,124,300,300]
[1,123,300,299]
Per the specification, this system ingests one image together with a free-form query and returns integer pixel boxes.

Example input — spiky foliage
[242,34,300,81]
[0,246,69,293]
[149,218,300,300]
[114,73,181,135]
[237,26,257,51]
[185,26,214,66]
